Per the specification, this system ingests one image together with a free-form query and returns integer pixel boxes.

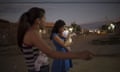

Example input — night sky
[0,0,120,25]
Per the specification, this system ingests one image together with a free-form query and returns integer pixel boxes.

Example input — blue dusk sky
[0,0,120,25]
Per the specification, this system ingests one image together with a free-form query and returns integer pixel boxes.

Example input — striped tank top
[22,44,39,70]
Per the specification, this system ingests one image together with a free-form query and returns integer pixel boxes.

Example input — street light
[108,23,115,30]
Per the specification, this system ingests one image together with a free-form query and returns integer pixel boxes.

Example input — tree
[100,24,108,31]
[76,25,81,32]
[70,22,81,33]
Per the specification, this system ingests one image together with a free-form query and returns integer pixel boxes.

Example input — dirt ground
[0,34,120,72]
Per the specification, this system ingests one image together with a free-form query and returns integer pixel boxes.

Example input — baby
[62,30,76,51]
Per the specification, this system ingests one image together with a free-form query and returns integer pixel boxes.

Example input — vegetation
[70,22,81,33]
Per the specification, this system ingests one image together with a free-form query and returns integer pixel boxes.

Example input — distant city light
[42,30,46,34]
[110,23,115,30]
[89,30,94,33]
[97,30,101,34]
[39,29,42,33]
[39,29,46,34]
[108,23,115,30]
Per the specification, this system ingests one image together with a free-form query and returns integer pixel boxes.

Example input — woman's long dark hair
[50,20,65,40]
[17,7,45,47]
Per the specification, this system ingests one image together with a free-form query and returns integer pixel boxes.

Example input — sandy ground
[0,34,120,72]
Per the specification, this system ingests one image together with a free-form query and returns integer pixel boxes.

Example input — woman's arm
[53,34,72,51]
[29,31,94,60]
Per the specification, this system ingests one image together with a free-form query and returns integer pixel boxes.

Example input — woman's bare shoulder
[23,29,35,45]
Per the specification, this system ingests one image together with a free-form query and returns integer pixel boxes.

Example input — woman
[50,20,73,72]
[17,7,94,72]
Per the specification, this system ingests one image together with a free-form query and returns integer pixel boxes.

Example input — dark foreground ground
[0,34,120,72]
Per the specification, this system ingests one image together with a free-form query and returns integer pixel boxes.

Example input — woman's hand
[66,47,72,52]
[78,50,95,60]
